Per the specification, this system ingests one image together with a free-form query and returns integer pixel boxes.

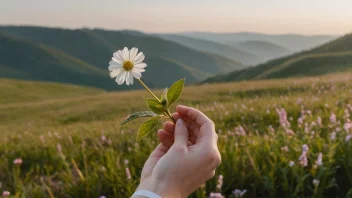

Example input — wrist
[136,179,182,198]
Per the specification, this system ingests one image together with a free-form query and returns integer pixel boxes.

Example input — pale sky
[0,0,351,35]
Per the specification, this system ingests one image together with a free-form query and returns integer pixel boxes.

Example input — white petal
[110,69,122,78]
[117,50,126,62]
[112,52,123,63]
[108,65,122,71]
[130,47,138,61]
[133,52,145,64]
[132,70,142,79]
[116,71,127,85]
[130,74,134,85]
[109,60,122,67]
[125,72,130,85]
[128,72,133,85]
[133,68,145,73]
[126,72,133,85]
[111,58,123,65]
[123,47,130,61]
[134,63,147,69]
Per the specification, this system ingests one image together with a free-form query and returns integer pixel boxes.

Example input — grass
[1,72,352,197]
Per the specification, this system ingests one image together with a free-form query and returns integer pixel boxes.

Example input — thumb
[174,118,189,147]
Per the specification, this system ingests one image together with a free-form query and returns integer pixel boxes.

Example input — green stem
[165,109,176,124]
[137,78,160,102]
[138,78,175,124]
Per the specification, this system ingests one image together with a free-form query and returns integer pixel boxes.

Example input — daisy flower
[109,47,147,85]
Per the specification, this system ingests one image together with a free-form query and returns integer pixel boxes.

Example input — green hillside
[157,34,261,65]
[232,40,291,62]
[0,26,244,89]
[0,33,116,89]
[0,78,103,105]
[203,33,352,83]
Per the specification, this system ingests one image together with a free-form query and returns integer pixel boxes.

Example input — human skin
[132,105,221,198]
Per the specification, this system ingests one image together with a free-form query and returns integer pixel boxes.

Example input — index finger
[176,105,214,127]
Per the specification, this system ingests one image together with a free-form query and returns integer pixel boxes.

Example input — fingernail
[176,118,184,126]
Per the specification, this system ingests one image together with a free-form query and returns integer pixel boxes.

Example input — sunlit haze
[1,0,351,35]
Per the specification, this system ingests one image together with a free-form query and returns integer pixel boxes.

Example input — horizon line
[0,23,343,37]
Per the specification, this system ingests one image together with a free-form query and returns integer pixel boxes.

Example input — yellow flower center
[123,61,134,71]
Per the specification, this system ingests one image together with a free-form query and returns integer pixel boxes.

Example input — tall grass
[1,73,352,197]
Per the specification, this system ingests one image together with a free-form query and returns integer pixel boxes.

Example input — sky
[0,0,351,35]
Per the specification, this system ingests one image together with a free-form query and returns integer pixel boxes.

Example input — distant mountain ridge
[157,34,262,65]
[203,33,352,83]
[180,32,336,52]
[232,40,291,62]
[0,26,245,90]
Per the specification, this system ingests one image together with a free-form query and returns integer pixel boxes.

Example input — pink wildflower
[101,135,107,143]
[313,179,320,187]
[281,146,289,152]
[299,145,309,167]
[13,158,22,165]
[209,192,224,198]
[233,189,247,198]
[330,113,336,123]
[289,161,295,167]
[2,191,10,197]
[57,144,62,154]
[315,153,323,166]
[216,175,223,190]
[124,159,129,165]
[276,108,290,128]
[344,122,352,132]
[330,132,336,140]
[125,167,131,180]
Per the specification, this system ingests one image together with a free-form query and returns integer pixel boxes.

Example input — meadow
[1,73,352,198]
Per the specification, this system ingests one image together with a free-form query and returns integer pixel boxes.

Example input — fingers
[176,105,216,144]
[173,118,189,148]
[141,143,169,179]
[163,121,175,135]
[176,105,214,127]
[157,129,173,148]
[172,112,180,120]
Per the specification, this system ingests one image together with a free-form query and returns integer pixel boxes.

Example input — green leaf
[167,78,185,106]
[146,98,165,114]
[160,88,168,107]
[137,117,159,141]
[120,111,157,125]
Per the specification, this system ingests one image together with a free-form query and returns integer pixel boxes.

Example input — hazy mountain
[232,40,292,62]
[0,26,245,90]
[181,32,336,52]
[157,34,261,65]
[203,33,352,83]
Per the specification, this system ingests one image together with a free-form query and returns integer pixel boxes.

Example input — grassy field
[1,73,352,197]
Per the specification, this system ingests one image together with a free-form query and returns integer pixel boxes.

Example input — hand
[134,105,221,198]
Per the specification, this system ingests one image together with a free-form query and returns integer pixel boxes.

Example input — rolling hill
[203,33,352,83]
[156,34,261,65]
[181,32,336,52]
[0,26,245,90]
[0,32,117,89]
[232,40,291,62]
